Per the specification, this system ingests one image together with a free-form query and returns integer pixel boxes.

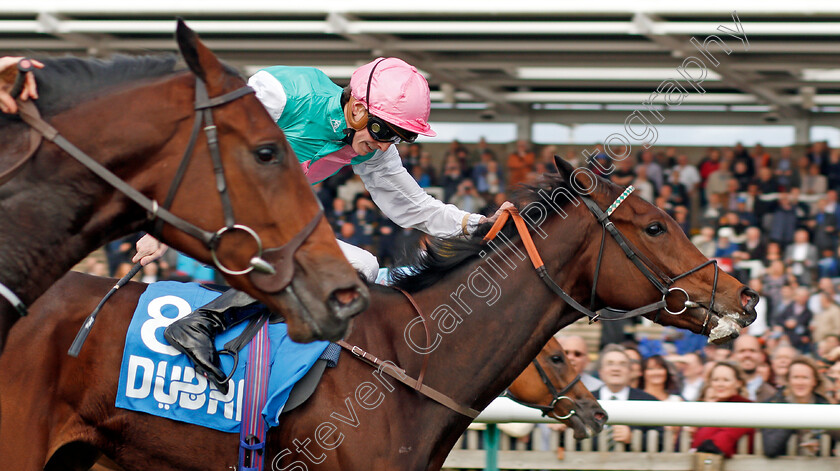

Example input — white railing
[442,399,840,471]
[478,398,840,429]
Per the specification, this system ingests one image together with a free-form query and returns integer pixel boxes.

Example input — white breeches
[336,239,380,282]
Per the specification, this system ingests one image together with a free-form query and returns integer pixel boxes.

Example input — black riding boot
[163,289,262,394]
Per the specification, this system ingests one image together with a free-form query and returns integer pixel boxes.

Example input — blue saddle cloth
[116,281,328,433]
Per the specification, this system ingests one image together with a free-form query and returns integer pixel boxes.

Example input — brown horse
[504,337,606,437]
[0,21,366,350]
[0,158,756,470]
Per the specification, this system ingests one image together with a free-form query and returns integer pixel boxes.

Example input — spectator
[593,345,663,450]
[402,142,423,174]
[800,163,828,195]
[826,149,840,191]
[698,148,722,202]
[639,149,664,190]
[807,197,838,253]
[623,343,644,389]
[326,197,350,232]
[506,139,535,188]
[807,277,840,313]
[825,361,840,403]
[610,157,635,187]
[440,156,464,202]
[732,227,767,278]
[732,160,752,191]
[751,143,771,170]
[762,357,838,457]
[347,194,380,251]
[745,278,770,337]
[632,165,655,203]
[774,147,796,190]
[714,227,739,259]
[700,193,723,229]
[676,352,706,401]
[472,151,504,195]
[640,355,683,401]
[411,152,437,187]
[449,179,485,215]
[807,141,830,174]
[769,344,799,388]
[753,166,779,194]
[732,335,777,402]
[690,362,754,458]
[784,229,818,285]
[557,335,604,390]
[691,226,717,258]
[768,193,799,248]
[775,286,814,353]
[673,205,691,235]
[674,154,701,196]
[469,136,496,166]
[810,291,840,345]
[705,160,732,202]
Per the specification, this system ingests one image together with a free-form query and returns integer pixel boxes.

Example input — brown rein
[337,287,481,419]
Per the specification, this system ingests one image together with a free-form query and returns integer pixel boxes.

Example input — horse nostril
[741,288,759,310]
[329,286,369,320]
[332,287,360,306]
[594,411,608,425]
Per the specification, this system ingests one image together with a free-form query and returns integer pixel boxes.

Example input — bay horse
[0,21,367,351]
[0,158,756,470]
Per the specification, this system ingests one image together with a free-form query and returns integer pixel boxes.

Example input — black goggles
[367,114,418,144]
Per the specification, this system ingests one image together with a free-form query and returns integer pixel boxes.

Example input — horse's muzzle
[329,285,369,321]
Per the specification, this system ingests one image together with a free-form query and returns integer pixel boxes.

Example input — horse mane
[0,54,183,125]
[390,171,611,292]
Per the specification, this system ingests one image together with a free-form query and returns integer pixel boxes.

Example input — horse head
[156,21,370,342]
[506,337,607,439]
[549,156,757,344]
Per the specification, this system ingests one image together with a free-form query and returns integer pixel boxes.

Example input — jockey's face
[351,126,392,155]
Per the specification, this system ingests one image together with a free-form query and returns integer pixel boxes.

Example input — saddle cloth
[116,281,328,433]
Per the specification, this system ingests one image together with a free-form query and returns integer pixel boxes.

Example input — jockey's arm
[353,146,487,238]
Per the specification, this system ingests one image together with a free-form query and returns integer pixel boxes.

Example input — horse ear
[554,155,595,195]
[553,155,575,179]
[176,19,225,89]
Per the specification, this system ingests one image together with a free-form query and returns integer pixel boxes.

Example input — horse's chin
[564,413,592,440]
[279,284,352,343]
[706,313,745,344]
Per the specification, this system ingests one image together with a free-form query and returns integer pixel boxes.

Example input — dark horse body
[0,22,366,350]
[0,159,756,470]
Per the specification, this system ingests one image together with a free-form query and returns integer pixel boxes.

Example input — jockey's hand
[133,234,168,266]
[480,201,516,225]
[0,57,44,114]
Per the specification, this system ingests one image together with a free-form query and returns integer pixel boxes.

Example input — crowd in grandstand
[82,137,840,458]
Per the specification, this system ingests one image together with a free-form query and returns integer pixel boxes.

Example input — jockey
[134,57,511,392]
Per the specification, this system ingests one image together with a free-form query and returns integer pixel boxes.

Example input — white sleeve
[353,146,483,238]
[247,70,287,122]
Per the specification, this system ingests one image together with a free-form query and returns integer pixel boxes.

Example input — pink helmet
[350,57,436,137]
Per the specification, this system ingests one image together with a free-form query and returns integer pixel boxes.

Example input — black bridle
[503,359,581,419]
[575,187,720,334]
[4,62,323,316]
[485,185,721,336]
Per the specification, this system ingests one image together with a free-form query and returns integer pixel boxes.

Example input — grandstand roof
[5,1,840,126]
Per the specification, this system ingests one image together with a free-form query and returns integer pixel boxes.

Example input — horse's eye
[550,355,564,364]
[645,222,666,237]
[254,144,280,164]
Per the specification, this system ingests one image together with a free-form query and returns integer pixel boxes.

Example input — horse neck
[0,73,192,305]
[350,215,592,468]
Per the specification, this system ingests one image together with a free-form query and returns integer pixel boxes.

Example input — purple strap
[238,322,271,471]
